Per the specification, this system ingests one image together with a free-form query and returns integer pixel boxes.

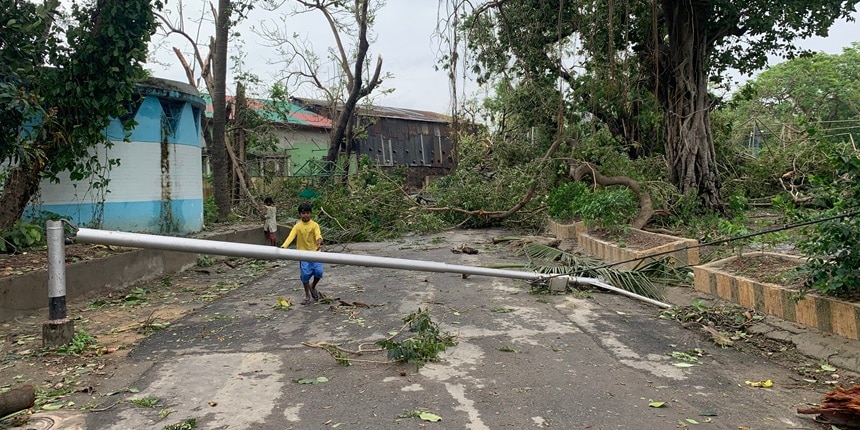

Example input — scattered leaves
[129,396,161,408]
[273,296,292,310]
[293,376,329,384]
[162,418,197,430]
[744,379,773,388]
[418,411,442,422]
[376,308,456,367]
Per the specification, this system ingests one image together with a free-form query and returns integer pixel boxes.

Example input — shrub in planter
[548,182,637,233]
[579,187,638,233]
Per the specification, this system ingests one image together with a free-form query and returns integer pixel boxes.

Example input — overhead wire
[575,209,860,273]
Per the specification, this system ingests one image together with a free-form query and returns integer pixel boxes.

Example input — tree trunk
[324,0,382,178]
[661,0,723,211]
[210,0,232,221]
[0,161,44,232]
[325,80,363,171]
[234,82,250,200]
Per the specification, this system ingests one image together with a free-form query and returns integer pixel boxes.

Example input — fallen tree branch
[421,127,567,221]
[569,162,655,229]
[797,385,860,427]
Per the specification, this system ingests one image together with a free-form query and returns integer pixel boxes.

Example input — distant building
[204,96,456,188]
[294,98,456,188]
[202,96,333,180]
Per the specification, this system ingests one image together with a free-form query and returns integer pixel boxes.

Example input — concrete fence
[0,224,290,322]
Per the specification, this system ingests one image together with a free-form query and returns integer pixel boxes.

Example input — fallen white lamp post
[67,227,671,309]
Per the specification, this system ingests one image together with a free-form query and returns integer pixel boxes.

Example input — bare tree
[259,0,385,176]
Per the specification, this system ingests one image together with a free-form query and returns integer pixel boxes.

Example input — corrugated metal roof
[202,95,332,128]
[293,97,451,123]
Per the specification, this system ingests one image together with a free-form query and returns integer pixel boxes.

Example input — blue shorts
[300,261,323,283]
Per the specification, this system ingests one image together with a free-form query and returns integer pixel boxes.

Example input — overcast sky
[146,3,859,115]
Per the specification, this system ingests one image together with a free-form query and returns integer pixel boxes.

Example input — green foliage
[376,309,457,367]
[797,155,860,297]
[203,196,219,226]
[578,187,638,232]
[426,133,547,230]
[196,255,213,267]
[129,396,161,408]
[307,157,449,242]
[162,419,197,430]
[321,344,351,366]
[54,330,98,356]
[547,182,590,221]
[459,0,855,211]
[0,0,160,229]
[548,182,637,232]
[0,220,43,253]
[733,45,860,139]
[717,45,860,203]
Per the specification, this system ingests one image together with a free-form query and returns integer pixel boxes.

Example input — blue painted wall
[25,78,206,234]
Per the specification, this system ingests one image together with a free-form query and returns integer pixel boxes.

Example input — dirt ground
[720,253,804,285]
[586,228,675,250]
[0,243,132,279]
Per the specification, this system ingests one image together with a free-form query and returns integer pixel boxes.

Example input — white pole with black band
[43,220,74,347]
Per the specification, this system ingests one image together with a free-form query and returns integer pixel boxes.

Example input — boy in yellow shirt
[281,202,323,304]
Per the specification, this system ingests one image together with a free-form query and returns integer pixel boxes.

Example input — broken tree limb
[169,33,258,211]
[172,47,195,86]
[797,385,860,428]
[0,385,35,417]
[569,162,655,229]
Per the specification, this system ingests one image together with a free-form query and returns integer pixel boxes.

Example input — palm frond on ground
[496,239,690,300]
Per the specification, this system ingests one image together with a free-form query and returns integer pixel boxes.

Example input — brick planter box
[546,219,587,240]
[577,229,699,270]
[693,252,860,341]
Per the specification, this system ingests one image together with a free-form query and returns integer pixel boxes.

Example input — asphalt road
[81,229,830,429]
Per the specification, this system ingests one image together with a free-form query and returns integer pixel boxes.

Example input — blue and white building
[25,78,205,234]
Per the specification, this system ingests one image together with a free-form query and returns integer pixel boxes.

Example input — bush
[0,221,43,253]
[579,187,638,232]
[547,182,637,232]
[797,155,860,298]
[203,196,218,226]
[547,182,590,221]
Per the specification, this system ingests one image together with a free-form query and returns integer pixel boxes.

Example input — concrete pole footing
[42,318,75,348]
